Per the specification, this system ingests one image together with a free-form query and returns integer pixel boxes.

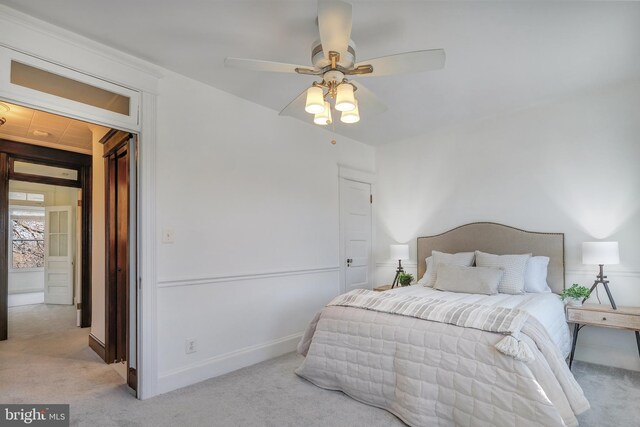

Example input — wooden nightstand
[373,285,393,292]
[566,303,640,369]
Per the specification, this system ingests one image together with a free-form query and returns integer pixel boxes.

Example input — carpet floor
[1,304,639,426]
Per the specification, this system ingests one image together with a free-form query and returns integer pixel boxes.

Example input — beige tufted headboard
[417,222,565,294]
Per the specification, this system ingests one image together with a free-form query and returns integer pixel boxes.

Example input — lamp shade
[582,241,620,265]
[313,101,332,125]
[340,100,360,124]
[335,83,356,112]
[305,86,325,114]
[390,244,410,260]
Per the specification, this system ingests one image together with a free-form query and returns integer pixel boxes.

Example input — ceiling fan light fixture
[335,83,356,112]
[305,86,325,114]
[314,101,332,125]
[340,100,360,124]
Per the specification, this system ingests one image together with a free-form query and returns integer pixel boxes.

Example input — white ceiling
[2,1,639,145]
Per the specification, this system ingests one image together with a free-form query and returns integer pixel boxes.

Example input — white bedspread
[296,286,587,427]
[389,286,572,358]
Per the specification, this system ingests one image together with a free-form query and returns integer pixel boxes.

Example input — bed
[296,222,590,426]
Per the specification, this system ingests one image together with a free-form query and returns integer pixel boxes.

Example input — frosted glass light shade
[313,102,332,125]
[335,83,355,112]
[390,244,410,260]
[305,86,325,114]
[582,242,620,265]
[340,100,360,123]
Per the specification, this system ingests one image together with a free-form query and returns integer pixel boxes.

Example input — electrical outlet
[185,338,197,354]
[162,228,174,243]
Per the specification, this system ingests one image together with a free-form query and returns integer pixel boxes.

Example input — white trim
[138,92,158,399]
[157,332,302,395]
[158,266,339,288]
[0,46,142,131]
[338,164,376,184]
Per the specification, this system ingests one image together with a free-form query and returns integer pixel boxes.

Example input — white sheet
[388,285,572,358]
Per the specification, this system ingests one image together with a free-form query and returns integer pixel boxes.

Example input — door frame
[338,165,376,294]
[0,138,92,340]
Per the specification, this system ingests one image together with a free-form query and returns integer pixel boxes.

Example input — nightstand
[373,285,393,292]
[566,303,640,369]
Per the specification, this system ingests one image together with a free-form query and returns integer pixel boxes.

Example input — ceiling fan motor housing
[311,39,356,70]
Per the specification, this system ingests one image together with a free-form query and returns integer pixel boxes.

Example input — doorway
[339,177,373,293]
[0,139,92,340]
[0,101,138,395]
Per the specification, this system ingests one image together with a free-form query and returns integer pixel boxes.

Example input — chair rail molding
[158,266,340,288]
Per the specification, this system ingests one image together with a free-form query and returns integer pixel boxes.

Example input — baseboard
[88,333,106,362]
[157,332,302,395]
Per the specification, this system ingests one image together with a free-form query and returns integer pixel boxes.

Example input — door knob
[346,258,353,266]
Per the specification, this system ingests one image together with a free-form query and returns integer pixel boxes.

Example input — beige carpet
[0,304,127,405]
[1,304,638,426]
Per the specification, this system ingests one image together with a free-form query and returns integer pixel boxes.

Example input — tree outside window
[11,209,45,270]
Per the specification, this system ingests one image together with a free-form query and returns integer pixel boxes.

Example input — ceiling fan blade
[352,80,387,117]
[279,88,311,121]
[317,0,352,60]
[356,49,446,77]
[224,57,311,74]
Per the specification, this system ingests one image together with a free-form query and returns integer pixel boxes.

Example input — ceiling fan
[225,0,445,126]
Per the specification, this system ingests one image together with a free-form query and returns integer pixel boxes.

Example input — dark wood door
[114,146,128,363]
[103,130,136,394]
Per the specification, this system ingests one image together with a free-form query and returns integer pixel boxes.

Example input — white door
[340,178,372,293]
[44,206,73,305]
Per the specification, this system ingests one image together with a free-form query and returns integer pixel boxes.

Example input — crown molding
[0,4,163,93]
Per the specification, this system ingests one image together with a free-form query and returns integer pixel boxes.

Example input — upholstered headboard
[417,222,565,294]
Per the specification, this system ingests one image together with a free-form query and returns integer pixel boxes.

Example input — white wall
[155,71,375,392]
[375,79,640,371]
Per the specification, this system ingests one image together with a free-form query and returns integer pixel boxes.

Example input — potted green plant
[398,272,414,287]
[560,284,591,307]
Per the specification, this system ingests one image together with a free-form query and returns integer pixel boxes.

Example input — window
[10,61,131,115]
[10,208,45,270]
[9,191,46,205]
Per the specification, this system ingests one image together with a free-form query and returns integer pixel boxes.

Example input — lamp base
[585,264,617,310]
[391,260,405,289]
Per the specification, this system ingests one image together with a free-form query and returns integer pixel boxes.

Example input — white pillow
[474,250,531,295]
[417,257,433,285]
[426,251,476,287]
[434,264,503,295]
[524,256,551,293]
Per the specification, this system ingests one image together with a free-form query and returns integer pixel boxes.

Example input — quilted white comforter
[296,288,589,427]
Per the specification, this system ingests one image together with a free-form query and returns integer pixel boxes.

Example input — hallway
[0,304,127,403]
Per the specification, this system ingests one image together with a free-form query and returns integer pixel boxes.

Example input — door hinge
[370,194,373,204]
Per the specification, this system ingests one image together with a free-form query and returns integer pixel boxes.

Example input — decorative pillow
[417,257,433,285]
[434,263,503,295]
[475,251,531,295]
[524,256,551,293]
[426,251,476,287]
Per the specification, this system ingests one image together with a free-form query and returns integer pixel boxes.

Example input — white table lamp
[390,244,410,288]
[582,241,620,309]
